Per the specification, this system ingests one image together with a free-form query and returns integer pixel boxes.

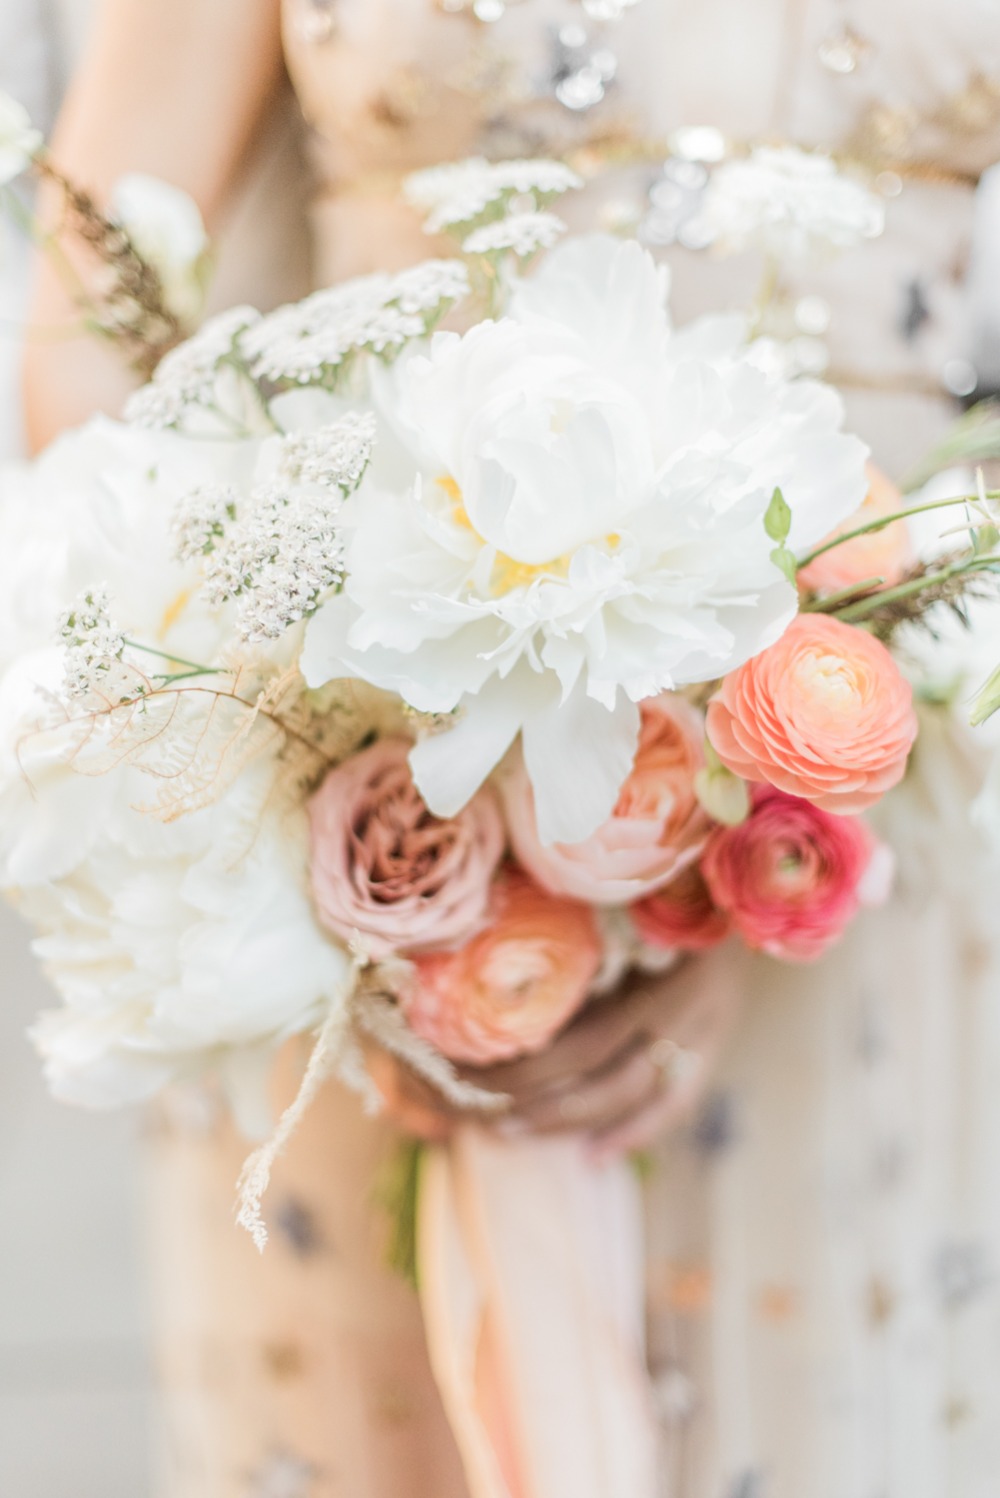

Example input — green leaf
[971,661,1000,728]
[770,543,798,585]
[764,486,791,543]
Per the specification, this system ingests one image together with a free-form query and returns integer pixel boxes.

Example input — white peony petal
[522,684,640,846]
[409,670,536,817]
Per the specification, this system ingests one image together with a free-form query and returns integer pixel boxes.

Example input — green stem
[122,638,221,675]
[801,575,886,612]
[796,491,1000,571]
[828,554,1000,624]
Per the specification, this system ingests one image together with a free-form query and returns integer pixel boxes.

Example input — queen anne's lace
[125,305,261,428]
[240,263,469,387]
[405,157,582,233]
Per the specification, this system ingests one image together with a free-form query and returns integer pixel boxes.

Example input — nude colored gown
[147,4,1000,1496]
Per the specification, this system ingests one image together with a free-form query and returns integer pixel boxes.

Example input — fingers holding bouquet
[464,945,744,1158]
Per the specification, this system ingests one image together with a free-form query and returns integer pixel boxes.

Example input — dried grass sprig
[36,157,183,379]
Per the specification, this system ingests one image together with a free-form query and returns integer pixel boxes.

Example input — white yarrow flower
[699,145,885,261]
[0,91,42,185]
[241,262,468,386]
[463,211,567,258]
[405,156,582,233]
[59,585,132,704]
[125,305,261,428]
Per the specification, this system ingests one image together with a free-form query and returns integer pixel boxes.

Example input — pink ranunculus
[799,464,911,596]
[700,786,892,961]
[631,865,731,953]
[402,868,603,1063]
[706,613,918,815]
[308,737,505,957]
[502,694,711,905]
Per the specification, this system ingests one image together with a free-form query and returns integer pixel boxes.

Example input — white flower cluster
[240,262,469,387]
[206,484,347,641]
[174,414,375,641]
[698,145,885,262]
[405,156,582,233]
[171,483,237,563]
[125,305,260,428]
[277,411,377,491]
[59,585,132,704]
[463,211,567,258]
[0,90,42,186]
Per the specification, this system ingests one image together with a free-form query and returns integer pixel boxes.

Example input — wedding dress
[127,3,1000,1496]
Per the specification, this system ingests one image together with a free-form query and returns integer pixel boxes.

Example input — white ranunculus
[25,765,354,1116]
[0,91,41,185]
[699,145,885,262]
[111,173,210,324]
[303,234,868,844]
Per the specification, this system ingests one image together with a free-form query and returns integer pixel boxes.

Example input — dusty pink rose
[800,465,911,596]
[701,786,892,961]
[402,868,603,1063]
[309,737,505,956]
[706,613,917,815]
[502,695,711,904]
[631,865,731,952]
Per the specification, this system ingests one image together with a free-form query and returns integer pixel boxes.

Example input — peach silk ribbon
[418,1125,661,1498]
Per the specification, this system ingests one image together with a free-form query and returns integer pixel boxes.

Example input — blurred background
[1,3,153,1494]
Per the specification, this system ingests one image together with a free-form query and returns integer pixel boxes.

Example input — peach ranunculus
[402,868,602,1063]
[502,695,711,905]
[701,786,893,961]
[630,865,731,953]
[308,737,505,956]
[799,464,911,596]
[706,614,917,814]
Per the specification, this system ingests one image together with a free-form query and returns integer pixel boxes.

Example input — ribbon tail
[418,1124,660,1498]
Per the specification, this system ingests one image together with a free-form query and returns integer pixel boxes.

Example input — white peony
[303,234,868,844]
[699,145,885,262]
[0,417,356,1115]
[110,173,210,325]
[24,766,353,1124]
[0,91,41,186]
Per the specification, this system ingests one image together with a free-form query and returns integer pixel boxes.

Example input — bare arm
[22,0,285,452]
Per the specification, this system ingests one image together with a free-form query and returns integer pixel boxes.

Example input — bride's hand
[368,943,743,1158]
[467,943,743,1160]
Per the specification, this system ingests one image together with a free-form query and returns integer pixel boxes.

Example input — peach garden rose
[401,868,603,1063]
[502,694,711,905]
[706,614,918,814]
[701,786,893,961]
[309,737,505,956]
[799,464,911,596]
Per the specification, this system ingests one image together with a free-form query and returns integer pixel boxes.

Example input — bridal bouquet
[2,133,1000,1239]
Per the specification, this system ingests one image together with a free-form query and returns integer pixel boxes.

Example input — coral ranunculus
[706,614,917,814]
[402,868,602,1063]
[701,787,892,961]
[309,737,505,957]
[502,694,710,905]
[631,865,731,952]
[799,465,911,596]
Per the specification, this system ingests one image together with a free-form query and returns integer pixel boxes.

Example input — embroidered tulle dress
[148,4,1000,1495]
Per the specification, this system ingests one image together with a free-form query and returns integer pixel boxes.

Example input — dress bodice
[280,0,1000,471]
